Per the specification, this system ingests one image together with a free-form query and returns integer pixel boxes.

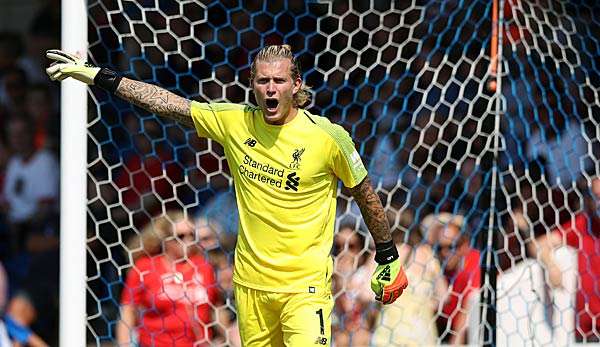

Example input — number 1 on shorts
[315,308,324,335]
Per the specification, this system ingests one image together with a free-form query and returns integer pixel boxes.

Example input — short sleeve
[121,259,147,306]
[329,124,368,188]
[190,102,246,144]
[4,315,32,343]
[554,214,587,249]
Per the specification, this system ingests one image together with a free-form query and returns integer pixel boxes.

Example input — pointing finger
[46,50,77,64]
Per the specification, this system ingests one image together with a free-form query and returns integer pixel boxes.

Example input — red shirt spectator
[536,177,600,342]
[553,213,600,340]
[427,212,481,344]
[121,254,217,347]
[117,211,218,347]
[442,248,481,333]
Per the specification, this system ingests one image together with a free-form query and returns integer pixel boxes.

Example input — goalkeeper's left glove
[45,49,121,92]
[371,240,408,305]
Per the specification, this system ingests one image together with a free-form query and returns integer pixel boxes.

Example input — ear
[292,77,302,94]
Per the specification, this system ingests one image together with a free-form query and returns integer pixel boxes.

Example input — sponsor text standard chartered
[239,154,286,188]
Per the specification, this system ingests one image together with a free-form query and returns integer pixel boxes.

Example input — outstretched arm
[349,176,408,305]
[115,78,193,128]
[45,50,194,128]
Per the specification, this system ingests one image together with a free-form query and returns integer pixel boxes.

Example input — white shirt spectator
[0,320,10,347]
[3,150,59,223]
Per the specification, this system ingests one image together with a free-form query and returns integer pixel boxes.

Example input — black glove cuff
[94,68,122,93]
[374,240,399,265]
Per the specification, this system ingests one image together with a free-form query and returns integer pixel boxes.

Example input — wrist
[374,240,399,264]
[94,68,122,93]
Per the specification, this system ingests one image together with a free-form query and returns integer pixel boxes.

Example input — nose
[266,81,276,95]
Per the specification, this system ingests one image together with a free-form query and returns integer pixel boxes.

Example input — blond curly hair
[250,44,312,108]
[126,210,196,261]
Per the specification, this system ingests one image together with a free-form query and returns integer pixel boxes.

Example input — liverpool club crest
[289,148,305,169]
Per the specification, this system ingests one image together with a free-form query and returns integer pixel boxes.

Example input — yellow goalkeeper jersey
[190,102,368,292]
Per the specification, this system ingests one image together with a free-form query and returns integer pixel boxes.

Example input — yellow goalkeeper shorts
[234,284,333,347]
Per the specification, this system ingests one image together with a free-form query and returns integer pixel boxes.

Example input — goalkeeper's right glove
[45,49,121,92]
[370,240,408,305]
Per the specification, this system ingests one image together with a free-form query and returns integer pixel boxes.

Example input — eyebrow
[255,75,288,80]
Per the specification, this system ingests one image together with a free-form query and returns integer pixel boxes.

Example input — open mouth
[265,98,279,109]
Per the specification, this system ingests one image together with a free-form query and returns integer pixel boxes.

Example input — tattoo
[349,176,392,244]
[116,77,194,128]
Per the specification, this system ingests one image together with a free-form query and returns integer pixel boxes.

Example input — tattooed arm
[352,176,407,304]
[44,50,194,128]
[115,77,194,128]
[349,176,392,244]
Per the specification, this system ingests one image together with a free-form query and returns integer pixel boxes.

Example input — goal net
[82,0,599,345]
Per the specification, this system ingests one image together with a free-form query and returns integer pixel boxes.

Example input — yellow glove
[371,241,408,305]
[45,50,100,84]
[45,49,122,92]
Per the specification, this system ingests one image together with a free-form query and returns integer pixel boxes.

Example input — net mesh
[84,0,600,345]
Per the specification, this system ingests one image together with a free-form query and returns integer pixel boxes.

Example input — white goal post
[59,0,87,346]
[59,1,600,346]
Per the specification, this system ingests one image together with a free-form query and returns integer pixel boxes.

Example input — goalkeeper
[46,45,407,346]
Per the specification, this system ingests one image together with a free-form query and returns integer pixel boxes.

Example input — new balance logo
[377,265,391,282]
[244,138,257,147]
[314,337,328,345]
[285,172,300,191]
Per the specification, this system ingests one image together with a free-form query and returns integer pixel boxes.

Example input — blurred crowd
[0,0,61,345]
[1,0,599,346]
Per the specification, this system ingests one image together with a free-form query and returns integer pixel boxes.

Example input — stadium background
[0,0,599,346]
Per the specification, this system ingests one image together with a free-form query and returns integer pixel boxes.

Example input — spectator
[0,261,6,312]
[0,321,9,346]
[0,260,9,346]
[371,217,448,346]
[117,210,218,347]
[534,176,600,343]
[1,68,29,116]
[195,217,234,295]
[25,0,61,85]
[213,305,240,347]
[3,117,59,255]
[195,217,239,347]
[4,291,49,347]
[430,213,481,345]
[25,84,59,152]
[0,33,22,77]
[332,225,375,346]
[0,31,46,86]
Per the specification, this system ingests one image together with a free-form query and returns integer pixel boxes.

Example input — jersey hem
[233,277,330,294]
